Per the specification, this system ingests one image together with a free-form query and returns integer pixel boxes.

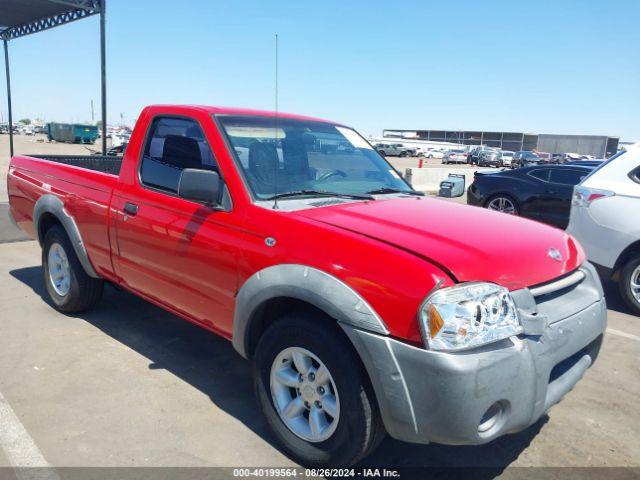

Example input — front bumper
[466,184,484,206]
[341,262,607,445]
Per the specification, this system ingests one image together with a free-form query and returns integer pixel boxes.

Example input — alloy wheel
[48,242,71,296]
[270,346,340,443]
[487,196,517,215]
[631,265,640,303]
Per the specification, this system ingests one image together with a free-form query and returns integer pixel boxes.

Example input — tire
[399,151,407,157]
[377,150,386,157]
[253,313,385,467]
[485,194,519,215]
[619,255,640,315]
[42,225,104,313]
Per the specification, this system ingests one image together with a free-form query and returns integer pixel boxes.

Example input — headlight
[419,282,522,351]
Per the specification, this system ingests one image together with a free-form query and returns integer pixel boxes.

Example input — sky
[1,0,639,140]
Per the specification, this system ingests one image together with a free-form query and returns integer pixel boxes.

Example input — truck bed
[26,155,123,176]
[8,154,121,279]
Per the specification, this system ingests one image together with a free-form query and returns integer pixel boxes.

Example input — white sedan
[422,148,444,159]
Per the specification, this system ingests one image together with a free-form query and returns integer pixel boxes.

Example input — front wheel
[619,255,640,315]
[253,313,384,467]
[43,225,104,313]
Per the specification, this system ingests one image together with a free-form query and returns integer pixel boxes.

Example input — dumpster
[47,123,99,144]
[438,174,465,197]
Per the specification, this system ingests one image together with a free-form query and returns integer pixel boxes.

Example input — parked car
[536,152,552,163]
[8,104,606,466]
[468,146,496,165]
[477,149,501,167]
[564,159,605,167]
[555,153,582,164]
[512,151,542,169]
[562,153,596,163]
[423,147,444,159]
[567,145,640,314]
[100,143,128,156]
[442,148,468,164]
[402,145,418,156]
[467,164,595,228]
[498,150,514,167]
[374,143,413,157]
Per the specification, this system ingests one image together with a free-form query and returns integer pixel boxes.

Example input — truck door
[112,116,239,335]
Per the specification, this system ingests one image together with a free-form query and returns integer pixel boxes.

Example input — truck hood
[296,197,584,290]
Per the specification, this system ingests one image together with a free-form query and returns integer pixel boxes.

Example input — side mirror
[178,168,221,206]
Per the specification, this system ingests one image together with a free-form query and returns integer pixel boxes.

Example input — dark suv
[468,146,495,165]
[512,151,542,169]
[478,149,501,167]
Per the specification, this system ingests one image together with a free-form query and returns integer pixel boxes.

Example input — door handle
[123,202,138,216]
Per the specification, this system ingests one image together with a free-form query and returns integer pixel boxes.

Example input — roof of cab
[145,104,341,126]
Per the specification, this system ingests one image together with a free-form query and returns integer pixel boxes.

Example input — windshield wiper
[265,190,375,201]
[366,187,424,196]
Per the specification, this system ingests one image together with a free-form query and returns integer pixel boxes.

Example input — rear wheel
[485,194,519,215]
[619,255,640,315]
[253,313,384,466]
[43,225,104,313]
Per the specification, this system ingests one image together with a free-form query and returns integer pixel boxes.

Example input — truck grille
[530,266,600,325]
[530,269,585,298]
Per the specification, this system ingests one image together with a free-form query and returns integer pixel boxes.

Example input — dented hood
[296,197,584,290]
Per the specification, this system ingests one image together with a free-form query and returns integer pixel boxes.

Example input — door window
[528,168,550,181]
[140,117,218,194]
[548,168,588,185]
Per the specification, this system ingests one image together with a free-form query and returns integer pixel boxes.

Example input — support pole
[3,39,14,158]
[99,0,107,155]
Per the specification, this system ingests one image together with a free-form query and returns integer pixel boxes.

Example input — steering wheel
[318,170,347,182]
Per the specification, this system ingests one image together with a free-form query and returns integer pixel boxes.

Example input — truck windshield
[217,115,412,200]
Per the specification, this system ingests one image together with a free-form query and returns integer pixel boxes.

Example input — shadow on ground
[0,203,31,244]
[12,265,557,475]
[601,279,632,316]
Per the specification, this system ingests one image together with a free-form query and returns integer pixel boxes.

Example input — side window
[140,117,218,194]
[528,168,550,181]
[549,168,587,185]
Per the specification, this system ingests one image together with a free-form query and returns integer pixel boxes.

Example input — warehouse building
[382,130,620,158]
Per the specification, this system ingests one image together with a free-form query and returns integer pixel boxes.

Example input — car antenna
[273,33,280,210]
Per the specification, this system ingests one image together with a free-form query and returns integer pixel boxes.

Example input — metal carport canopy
[1,0,106,155]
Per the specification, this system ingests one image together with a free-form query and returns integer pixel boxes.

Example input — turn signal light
[428,304,444,338]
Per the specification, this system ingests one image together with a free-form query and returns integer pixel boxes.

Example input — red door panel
[112,190,240,335]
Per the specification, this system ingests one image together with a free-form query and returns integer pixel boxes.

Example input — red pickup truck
[8,105,606,466]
